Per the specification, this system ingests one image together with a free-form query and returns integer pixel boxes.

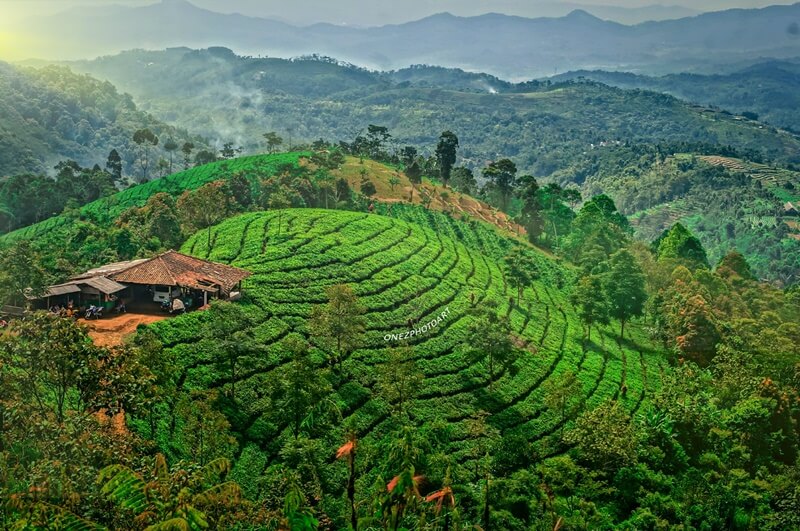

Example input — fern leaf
[97,464,148,513]
[31,502,107,531]
[193,481,242,506]
[199,458,231,482]
[144,517,192,531]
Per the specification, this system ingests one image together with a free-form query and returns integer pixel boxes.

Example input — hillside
[144,208,664,517]
[16,0,800,78]
[0,62,201,177]
[551,60,800,132]
[550,145,800,282]
[330,157,522,234]
[64,48,800,173]
[0,152,523,246]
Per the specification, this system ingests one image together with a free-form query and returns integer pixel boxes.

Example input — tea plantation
[147,208,667,499]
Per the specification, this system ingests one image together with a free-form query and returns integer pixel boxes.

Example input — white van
[153,285,181,303]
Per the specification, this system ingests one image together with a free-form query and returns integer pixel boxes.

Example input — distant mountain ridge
[14,0,800,79]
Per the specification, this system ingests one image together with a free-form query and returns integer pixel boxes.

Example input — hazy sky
[0,0,796,26]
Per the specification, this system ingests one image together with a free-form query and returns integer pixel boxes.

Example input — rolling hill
[552,59,800,133]
[550,145,800,283]
[62,48,800,174]
[0,152,522,246]
[0,61,201,177]
[143,207,665,516]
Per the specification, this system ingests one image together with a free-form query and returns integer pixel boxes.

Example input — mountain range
[14,0,800,79]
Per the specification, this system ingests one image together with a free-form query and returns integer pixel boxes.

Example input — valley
[1,2,799,529]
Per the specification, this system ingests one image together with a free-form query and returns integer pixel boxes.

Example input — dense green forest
[552,60,800,133]
[64,48,800,172]
[1,149,798,529]
[0,62,202,177]
[545,145,800,283]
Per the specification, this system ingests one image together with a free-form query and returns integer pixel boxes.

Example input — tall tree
[570,274,610,341]
[163,137,179,174]
[263,132,284,153]
[503,246,538,305]
[308,284,366,367]
[175,390,238,465]
[268,188,292,235]
[463,303,519,390]
[272,334,334,439]
[482,159,517,211]
[220,142,242,160]
[105,148,123,183]
[132,128,159,182]
[176,181,232,246]
[400,146,417,167]
[194,149,217,166]
[605,249,647,341]
[450,167,477,195]
[375,346,423,419]
[0,241,48,306]
[227,171,254,209]
[0,313,101,425]
[435,131,459,188]
[206,302,255,401]
[516,174,544,242]
[181,141,195,169]
[543,370,582,440]
[654,222,709,269]
[366,124,391,158]
[406,160,423,186]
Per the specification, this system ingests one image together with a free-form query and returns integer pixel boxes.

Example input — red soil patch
[85,312,168,348]
[330,157,526,236]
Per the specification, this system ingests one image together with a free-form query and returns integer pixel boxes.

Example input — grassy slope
[1,152,526,246]
[146,208,667,501]
[331,156,524,235]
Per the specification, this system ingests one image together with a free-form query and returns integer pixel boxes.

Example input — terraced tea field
[147,208,666,494]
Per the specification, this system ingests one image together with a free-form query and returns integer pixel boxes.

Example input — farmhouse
[34,250,250,312]
[784,201,799,216]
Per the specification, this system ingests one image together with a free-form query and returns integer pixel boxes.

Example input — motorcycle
[161,299,186,315]
[85,305,103,320]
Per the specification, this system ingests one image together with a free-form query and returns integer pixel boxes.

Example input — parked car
[153,285,181,303]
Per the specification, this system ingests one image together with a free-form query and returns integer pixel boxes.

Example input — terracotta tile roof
[37,277,127,299]
[76,258,150,280]
[108,251,250,293]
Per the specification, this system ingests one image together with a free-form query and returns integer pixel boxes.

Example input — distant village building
[32,250,250,312]
[784,201,799,217]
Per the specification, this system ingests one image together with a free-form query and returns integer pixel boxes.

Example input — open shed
[34,251,251,313]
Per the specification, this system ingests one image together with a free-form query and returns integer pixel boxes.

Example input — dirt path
[86,313,169,436]
[85,312,168,347]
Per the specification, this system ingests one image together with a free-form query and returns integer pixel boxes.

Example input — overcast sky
[0,0,796,26]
